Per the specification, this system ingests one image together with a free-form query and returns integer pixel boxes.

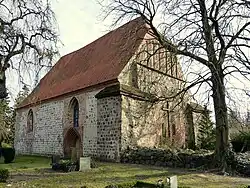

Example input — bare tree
[0,0,59,98]
[103,0,250,171]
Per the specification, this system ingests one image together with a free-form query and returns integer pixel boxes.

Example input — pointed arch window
[27,109,33,132]
[72,99,79,128]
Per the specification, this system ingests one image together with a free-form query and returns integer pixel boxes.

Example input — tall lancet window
[27,109,34,132]
[72,99,79,128]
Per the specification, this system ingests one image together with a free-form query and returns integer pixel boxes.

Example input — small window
[73,100,79,128]
[27,109,33,132]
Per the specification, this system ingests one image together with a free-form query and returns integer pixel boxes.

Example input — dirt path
[8,168,67,183]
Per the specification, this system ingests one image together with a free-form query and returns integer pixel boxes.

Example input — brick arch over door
[63,127,82,158]
[63,97,83,158]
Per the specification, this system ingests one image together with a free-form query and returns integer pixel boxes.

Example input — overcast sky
[51,0,250,115]
[5,0,250,115]
[52,0,110,56]
[7,0,111,102]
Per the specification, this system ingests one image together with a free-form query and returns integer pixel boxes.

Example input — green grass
[0,155,51,172]
[0,155,250,188]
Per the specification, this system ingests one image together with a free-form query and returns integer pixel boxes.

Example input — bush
[197,111,216,150]
[52,159,77,172]
[0,169,9,182]
[2,148,15,163]
[1,143,12,148]
[0,143,11,158]
[231,131,250,152]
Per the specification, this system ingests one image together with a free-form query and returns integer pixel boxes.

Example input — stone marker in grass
[167,175,177,188]
[79,157,91,171]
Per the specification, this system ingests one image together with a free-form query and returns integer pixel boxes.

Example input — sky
[5,0,250,116]
[51,0,110,56]
[52,0,250,115]
[7,0,111,103]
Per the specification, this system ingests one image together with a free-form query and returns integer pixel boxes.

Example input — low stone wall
[120,147,214,169]
[121,147,250,177]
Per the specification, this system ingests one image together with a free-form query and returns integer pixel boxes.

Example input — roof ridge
[18,16,148,109]
[61,17,145,58]
[38,17,145,84]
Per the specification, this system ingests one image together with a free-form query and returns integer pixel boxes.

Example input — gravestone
[167,175,177,188]
[79,157,91,171]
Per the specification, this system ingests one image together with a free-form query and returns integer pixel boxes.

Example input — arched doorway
[63,127,81,159]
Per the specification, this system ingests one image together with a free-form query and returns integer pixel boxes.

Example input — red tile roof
[18,17,148,108]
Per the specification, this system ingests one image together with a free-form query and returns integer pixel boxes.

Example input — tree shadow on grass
[92,171,186,185]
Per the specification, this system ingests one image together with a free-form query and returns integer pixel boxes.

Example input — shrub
[1,143,12,148]
[0,143,11,158]
[0,169,9,182]
[105,181,161,188]
[2,148,15,163]
[52,159,77,172]
[197,111,216,150]
[231,131,250,152]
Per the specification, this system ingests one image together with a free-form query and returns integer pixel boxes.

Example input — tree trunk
[0,69,7,99]
[211,67,229,171]
[0,140,2,157]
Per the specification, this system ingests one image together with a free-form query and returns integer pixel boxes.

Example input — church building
[14,17,203,161]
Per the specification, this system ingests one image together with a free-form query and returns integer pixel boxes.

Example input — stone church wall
[15,86,122,160]
[82,91,99,157]
[14,89,103,157]
[120,96,163,149]
[118,35,187,149]
[96,96,122,161]
[14,100,64,155]
[61,90,100,157]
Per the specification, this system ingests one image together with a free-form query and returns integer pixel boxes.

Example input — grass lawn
[0,155,250,188]
[0,155,51,172]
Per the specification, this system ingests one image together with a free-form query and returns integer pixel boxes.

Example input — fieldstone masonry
[14,32,204,161]
[15,100,64,155]
[15,90,103,157]
[97,96,122,161]
[15,87,124,161]
[82,91,99,157]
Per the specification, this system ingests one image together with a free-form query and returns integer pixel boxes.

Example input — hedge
[0,169,9,182]
[2,148,15,163]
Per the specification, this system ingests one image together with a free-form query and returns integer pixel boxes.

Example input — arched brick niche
[63,97,83,158]
[63,127,82,158]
